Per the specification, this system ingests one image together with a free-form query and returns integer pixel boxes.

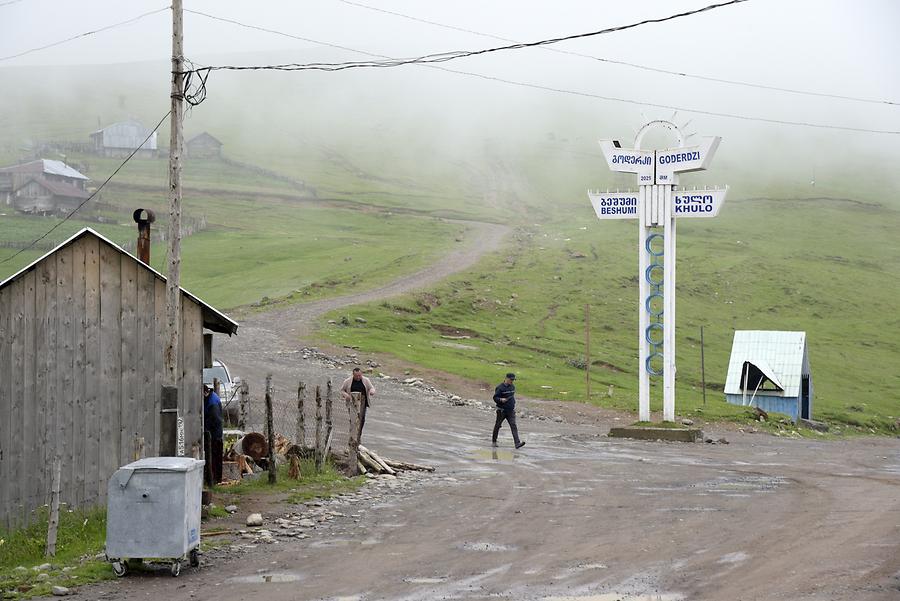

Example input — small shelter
[186,132,223,159]
[724,330,813,422]
[0,159,90,212]
[0,228,238,528]
[90,120,158,158]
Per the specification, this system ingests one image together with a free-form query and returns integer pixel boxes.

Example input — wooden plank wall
[0,236,210,529]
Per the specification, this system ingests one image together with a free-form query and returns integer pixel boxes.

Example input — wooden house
[0,159,90,213]
[90,120,158,158]
[0,228,238,528]
[724,330,813,422]
[186,132,223,159]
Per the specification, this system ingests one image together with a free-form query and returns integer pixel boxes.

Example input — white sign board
[673,187,728,218]
[655,137,721,184]
[587,191,639,219]
[598,141,654,185]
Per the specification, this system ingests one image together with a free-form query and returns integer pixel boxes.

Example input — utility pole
[162,0,185,455]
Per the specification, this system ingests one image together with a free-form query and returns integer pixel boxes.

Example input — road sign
[655,137,721,184]
[587,191,639,219]
[588,121,727,423]
[673,187,728,218]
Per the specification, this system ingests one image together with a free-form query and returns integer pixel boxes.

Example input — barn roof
[187,132,223,146]
[0,228,238,335]
[0,159,89,181]
[16,177,92,200]
[724,330,808,398]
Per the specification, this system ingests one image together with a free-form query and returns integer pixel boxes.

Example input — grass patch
[213,460,365,503]
[0,507,111,599]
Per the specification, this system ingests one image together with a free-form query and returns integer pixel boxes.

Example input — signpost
[588,120,727,422]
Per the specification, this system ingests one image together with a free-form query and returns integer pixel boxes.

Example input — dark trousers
[204,433,223,486]
[492,408,521,445]
[358,399,368,442]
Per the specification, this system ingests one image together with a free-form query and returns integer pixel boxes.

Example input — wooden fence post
[314,386,324,472]
[265,375,276,484]
[239,381,249,432]
[347,392,362,476]
[323,380,334,463]
[45,460,61,557]
[296,380,306,447]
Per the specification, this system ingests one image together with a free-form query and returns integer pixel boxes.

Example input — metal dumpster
[105,457,204,577]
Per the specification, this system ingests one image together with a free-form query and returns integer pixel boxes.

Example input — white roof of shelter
[42,159,89,180]
[724,331,807,397]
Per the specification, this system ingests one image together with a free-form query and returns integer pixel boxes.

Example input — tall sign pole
[589,120,726,422]
[163,0,185,455]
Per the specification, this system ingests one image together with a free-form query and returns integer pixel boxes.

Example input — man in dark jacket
[203,384,224,485]
[492,373,525,449]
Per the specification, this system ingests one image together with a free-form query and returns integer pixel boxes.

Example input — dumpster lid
[122,457,205,472]
[111,457,204,490]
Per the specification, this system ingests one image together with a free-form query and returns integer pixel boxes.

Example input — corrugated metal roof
[41,159,89,180]
[93,120,158,151]
[0,228,238,335]
[18,177,92,200]
[724,331,807,397]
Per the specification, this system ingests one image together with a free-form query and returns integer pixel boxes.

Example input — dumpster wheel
[189,548,200,568]
[111,561,128,578]
[170,560,182,577]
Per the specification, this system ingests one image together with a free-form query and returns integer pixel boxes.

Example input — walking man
[203,384,224,485]
[493,372,525,449]
[341,367,376,441]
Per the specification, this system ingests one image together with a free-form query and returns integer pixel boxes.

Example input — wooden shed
[186,132,223,159]
[724,330,813,422]
[0,228,237,528]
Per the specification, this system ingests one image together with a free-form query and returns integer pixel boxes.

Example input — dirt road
[73,222,900,601]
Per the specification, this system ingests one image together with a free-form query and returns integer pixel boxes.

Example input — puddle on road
[543,595,682,601]
[227,572,304,584]
[470,449,516,461]
[717,551,749,564]
[461,541,517,552]
[403,576,448,584]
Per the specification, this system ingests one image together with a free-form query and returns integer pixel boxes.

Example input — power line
[185,9,900,135]
[335,0,898,107]
[0,111,171,265]
[0,6,170,62]
[198,0,750,73]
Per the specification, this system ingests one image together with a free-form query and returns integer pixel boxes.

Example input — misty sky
[1,0,898,155]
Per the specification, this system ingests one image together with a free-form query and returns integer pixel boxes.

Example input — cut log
[288,455,302,480]
[383,459,436,472]
[358,445,395,475]
[357,460,368,475]
[358,450,384,474]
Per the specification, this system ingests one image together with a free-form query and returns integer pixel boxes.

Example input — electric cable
[0,111,171,265]
[336,0,898,107]
[184,7,900,135]
[0,6,170,62]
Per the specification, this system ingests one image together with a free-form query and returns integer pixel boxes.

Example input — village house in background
[90,119,158,158]
[186,132,223,159]
[0,159,91,215]
[0,227,238,529]
[724,330,813,423]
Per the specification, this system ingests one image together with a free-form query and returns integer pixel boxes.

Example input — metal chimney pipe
[133,208,156,265]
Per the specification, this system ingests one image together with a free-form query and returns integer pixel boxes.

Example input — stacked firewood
[356,445,435,475]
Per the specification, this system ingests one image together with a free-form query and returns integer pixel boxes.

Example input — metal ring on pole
[645,233,664,256]
[645,322,664,345]
[646,352,664,376]
[645,264,664,286]
[645,292,664,317]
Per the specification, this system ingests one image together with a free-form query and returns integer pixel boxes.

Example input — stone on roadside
[246,513,264,527]
[36,573,50,581]
[51,586,70,596]
[225,505,238,513]
[681,419,694,426]
[38,563,52,571]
